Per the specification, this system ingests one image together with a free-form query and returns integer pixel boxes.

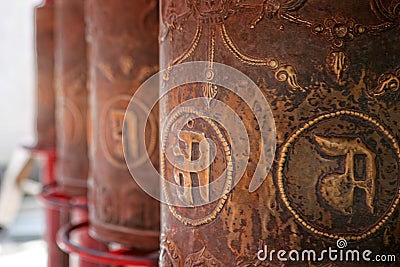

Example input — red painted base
[57,222,159,267]
[40,185,72,267]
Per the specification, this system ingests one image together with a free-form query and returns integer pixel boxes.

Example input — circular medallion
[278,110,400,240]
[161,107,233,226]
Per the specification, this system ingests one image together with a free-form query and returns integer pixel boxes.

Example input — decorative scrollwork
[237,0,308,28]
[220,24,305,90]
[275,65,305,92]
[162,0,400,97]
[367,68,400,96]
[312,17,358,48]
[203,26,217,105]
[184,247,225,267]
[371,0,400,23]
[160,237,183,266]
[170,25,203,66]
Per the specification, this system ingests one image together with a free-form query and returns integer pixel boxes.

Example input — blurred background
[0,0,36,162]
[0,0,47,266]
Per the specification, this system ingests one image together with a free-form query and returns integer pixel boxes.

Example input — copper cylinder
[34,0,56,150]
[86,0,160,250]
[159,0,400,266]
[54,0,89,196]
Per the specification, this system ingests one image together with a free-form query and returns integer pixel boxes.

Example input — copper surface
[34,1,56,150]
[159,0,400,266]
[86,0,160,250]
[54,0,89,196]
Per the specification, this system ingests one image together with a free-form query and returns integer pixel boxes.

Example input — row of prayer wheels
[34,0,159,266]
[34,0,400,266]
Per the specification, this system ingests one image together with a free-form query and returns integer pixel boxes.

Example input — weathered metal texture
[54,0,89,196]
[159,0,400,266]
[86,0,160,250]
[34,0,56,150]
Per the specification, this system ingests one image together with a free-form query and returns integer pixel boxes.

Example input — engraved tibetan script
[315,135,376,215]
[173,130,211,206]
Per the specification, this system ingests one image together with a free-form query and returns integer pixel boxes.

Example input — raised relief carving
[326,51,349,85]
[160,237,183,267]
[371,0,400,24]
[184,247,225,267]
[100,95,157,169]
[189,0,232,23]
[203,82,218,105]
[173,130,211,206]
[170,25,202,66]
[99,96,131,169]
[160,1,190,42]
[97,55,140,81]
[162,0,307,94]
[314,135,376,215]
[237,0,308,28]
[162,0,400,96]
[220,23,305,91]
[275,65,305,92]
[278,110,400,240]
[367,68,400,96]
[203,28,218,104]
[313,17,357,48]
[161,110,233,226]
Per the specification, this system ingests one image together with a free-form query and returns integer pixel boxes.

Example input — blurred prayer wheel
[159,0,400,266]
[34,2,68,267]
[86,0,160,250]
[34,0,56,150]
[54,0,89,196]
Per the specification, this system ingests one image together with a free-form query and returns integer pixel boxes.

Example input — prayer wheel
[54,0,89,197]
[35,2,67,267]
[159,0,400,266]
[86,0,160,251]
[34,0,56,150]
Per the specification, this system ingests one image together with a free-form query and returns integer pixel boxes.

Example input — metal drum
[159,0,400,266]
[54,0,89,197]
[34,0,56,150]
[86,0,160,251]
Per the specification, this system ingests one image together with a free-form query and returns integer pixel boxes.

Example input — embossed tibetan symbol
[161,108,233,226]
[172,130,212,205]
[314,135,376,215]
[278,110,400,240]
[100,95,157,169]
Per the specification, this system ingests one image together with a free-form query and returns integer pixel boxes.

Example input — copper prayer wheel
[159,0,400,266]
[54,0,89,196]
[86,0,160,250]
[34,0,56,150]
